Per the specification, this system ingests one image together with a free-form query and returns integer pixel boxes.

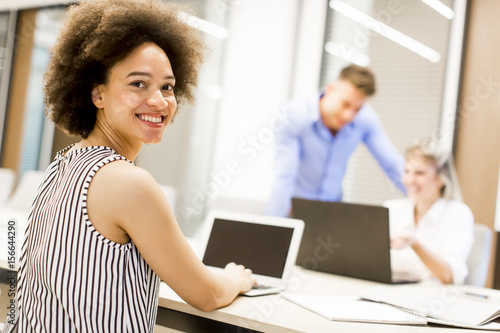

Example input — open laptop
[198,210,304,296]
[291,198,419,284]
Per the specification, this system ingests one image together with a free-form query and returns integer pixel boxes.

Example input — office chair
[3,170,45,212]
[465,223,492,287]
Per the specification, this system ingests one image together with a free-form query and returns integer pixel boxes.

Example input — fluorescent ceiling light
[324,41,370,66]
[330,0,441,63]
[420,0,454,19]
[178,12,229,39]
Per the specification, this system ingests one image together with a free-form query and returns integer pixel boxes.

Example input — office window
[320,0,455,204]
[17,7,66,175]
[0,11,16,162]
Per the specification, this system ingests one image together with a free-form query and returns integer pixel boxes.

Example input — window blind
[320,0,453,205]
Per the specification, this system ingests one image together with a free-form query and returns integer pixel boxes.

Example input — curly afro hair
[44,0,206,138]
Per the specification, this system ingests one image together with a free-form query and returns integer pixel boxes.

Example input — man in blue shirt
[266,65,405,217]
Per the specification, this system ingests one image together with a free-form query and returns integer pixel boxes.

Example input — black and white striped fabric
[5,145,160,333]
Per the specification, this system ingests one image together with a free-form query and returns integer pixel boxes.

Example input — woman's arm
[362,107,406,195]
[87,161,255,311]
[391,235,453,284]
[410,241,453,284]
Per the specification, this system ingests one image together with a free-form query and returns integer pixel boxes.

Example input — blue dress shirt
[266,93,405,217]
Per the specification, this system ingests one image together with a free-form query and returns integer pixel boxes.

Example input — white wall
[207,0,300,210]
[291,0,328,98]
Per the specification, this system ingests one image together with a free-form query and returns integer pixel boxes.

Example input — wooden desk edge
[157,294,303,333]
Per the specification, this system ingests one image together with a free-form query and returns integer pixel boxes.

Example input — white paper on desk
[427,318,500,331]
[360,285,500,329]
[281,293,427,325]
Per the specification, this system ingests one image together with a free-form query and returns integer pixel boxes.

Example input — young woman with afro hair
[5,1,255,331]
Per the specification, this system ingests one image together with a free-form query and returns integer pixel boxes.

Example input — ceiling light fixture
[330,0,441,63]
[420,0,454,19]
[178,12,229,39]
[324,41,370,66]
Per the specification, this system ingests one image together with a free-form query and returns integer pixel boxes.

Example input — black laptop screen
[202,218,294,278]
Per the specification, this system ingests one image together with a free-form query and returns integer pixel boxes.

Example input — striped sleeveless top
[5,146,160,333]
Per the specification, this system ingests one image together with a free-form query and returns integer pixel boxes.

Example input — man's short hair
[338,65,376,97]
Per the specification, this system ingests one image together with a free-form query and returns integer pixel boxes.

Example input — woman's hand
[223,262,257,293]
[390,233,417,249]
[391,232,453,284]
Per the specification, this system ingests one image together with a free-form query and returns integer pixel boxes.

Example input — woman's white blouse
[383,198,474,284]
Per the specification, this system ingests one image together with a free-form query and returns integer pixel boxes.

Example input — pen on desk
[462,291,500,303]
[463,291,489,299]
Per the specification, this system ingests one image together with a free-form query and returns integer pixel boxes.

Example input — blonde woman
[385,139,474,284]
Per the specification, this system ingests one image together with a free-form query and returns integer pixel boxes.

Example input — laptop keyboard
[252,284,273,290]
[242,284,284,296]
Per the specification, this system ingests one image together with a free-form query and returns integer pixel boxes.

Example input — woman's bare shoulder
[88,160,162,214]
[94,160,156,189]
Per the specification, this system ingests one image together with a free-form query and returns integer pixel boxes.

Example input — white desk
[0,228,495,332]
[157,267,495,333]
[0,264,495,332]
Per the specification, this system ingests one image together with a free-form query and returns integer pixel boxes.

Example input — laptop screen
[202,218,294,278]
[291,198,394,283]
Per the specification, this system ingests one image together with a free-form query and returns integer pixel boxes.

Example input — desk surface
[158,266,495,333]
[0,217,495,333]
[0,263,495,332]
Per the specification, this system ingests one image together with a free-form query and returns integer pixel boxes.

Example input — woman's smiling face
[91,42,177,146]
[403,155,444,203]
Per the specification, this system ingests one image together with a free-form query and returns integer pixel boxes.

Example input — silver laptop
[198,210,304,296]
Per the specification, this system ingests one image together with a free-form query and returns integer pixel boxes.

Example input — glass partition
[320,0,458,205]
[8,0,465,235]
